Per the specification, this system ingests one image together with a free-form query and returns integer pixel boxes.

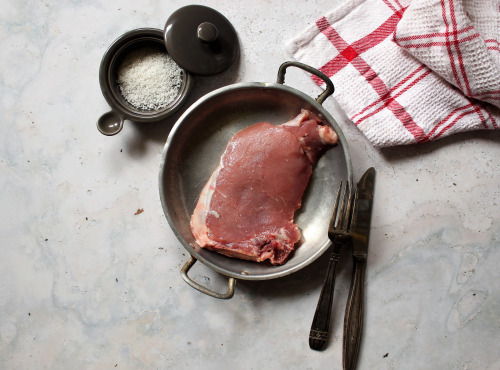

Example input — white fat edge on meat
[190,155,226,245]
[318,125,338,145]
[208,210,220,218]
[274,227,289,241]
[249,227,289,244]
[283,109,309,127]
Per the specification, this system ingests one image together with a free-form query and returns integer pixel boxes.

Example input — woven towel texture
[286,0,500,147]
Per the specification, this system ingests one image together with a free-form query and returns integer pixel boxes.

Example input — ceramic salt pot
[97,28,193,136]
[97,6,239,136]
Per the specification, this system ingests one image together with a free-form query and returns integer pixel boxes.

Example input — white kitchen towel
[286,0,500,147]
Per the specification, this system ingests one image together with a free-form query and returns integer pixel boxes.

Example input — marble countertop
[1,0,499,369]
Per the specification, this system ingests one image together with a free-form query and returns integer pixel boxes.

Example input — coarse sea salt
[117,46,183,110]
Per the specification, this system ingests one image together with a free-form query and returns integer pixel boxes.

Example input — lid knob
[197,22,218,43]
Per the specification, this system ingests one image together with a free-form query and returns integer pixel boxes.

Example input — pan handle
[276,61,335,105]
[180,256,236,299]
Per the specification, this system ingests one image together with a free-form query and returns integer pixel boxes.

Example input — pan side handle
[276,61,335,105]
[180,256,237,299]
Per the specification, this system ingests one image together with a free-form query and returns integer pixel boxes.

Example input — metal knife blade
[342,167,375,370]
[352,167,376,259]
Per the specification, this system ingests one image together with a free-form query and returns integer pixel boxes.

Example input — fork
[309,180,355,351]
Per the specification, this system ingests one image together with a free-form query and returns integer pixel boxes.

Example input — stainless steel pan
[159,61,352,299]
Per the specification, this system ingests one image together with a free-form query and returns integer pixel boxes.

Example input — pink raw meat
[190,109,338,265]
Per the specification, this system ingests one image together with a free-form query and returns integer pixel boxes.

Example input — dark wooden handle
[343,257,366,370]
[309,245,341,350]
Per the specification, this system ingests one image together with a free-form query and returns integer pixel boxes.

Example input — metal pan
[159,61,352,299]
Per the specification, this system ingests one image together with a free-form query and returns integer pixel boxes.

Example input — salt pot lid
[164,5,239,76]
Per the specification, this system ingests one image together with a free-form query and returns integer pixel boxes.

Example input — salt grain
[117,46,183,110]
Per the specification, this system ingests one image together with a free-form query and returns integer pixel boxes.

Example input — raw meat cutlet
[190,109,338,265]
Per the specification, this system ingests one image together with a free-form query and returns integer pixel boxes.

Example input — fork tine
[346,186,357,231]
[328,180,343,232]
[337,181,348,230]
[343,182,355,231]
[341,181,355,230]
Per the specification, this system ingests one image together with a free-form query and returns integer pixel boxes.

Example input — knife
[343,167,376,370]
